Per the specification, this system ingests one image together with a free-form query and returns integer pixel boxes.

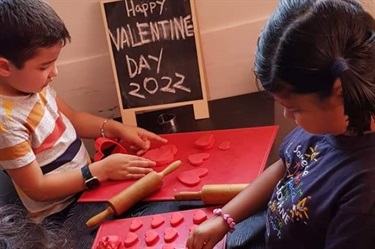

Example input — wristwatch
[81,165,100,190]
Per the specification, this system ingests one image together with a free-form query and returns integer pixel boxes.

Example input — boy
[0,0,166,222]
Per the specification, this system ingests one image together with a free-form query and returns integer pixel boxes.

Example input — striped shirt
[0,86,89,221]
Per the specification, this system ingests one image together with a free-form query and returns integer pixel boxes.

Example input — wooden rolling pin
[174,184,248,205]
[86,160,182,228]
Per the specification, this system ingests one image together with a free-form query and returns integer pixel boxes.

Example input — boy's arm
[6,160,88,201]
[56,96,167,150]
[56,96,115,139]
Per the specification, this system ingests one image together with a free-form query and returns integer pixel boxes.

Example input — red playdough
[218,141,231,151]
[96,235,121,249]
[194,134,215,150]
[123,232,138,247]
[162,245,176,249]
[145,230,159,246]
[143,144,178,166]
[164,227,178,243]
[129,218,143,232]
[170,212,184,227]
[92,207,227,249]
[188,153,210,166]
[177,168,209,186]
[151,214,165,228]
[193,209,208,225]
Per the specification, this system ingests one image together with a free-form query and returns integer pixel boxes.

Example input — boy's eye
[286,107,300,114]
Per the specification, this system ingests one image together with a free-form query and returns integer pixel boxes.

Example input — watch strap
[81,165,93,180]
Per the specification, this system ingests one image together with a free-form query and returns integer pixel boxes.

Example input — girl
[187,0,375,248]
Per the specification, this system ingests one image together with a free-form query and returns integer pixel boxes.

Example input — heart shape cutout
[144,230,159,246]
[129,218,143,231]
[218,141,231,151]
[143,144,177,166]
[124,232,138,247]
[177,168,209,186]
[193,209,208,225]
[194,134,215,150]
[188,153,210,166]
[151,214,165,228]
[164,227,178,243]
[170,212,184,227]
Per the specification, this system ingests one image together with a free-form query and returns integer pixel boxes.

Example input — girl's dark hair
[0,0,71,68]
[254,0,375,134]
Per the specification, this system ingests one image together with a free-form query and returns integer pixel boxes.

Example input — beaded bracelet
[213,208,236,233]
[100,119,110,138]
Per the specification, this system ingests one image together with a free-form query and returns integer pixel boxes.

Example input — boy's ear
[0,57,11,77]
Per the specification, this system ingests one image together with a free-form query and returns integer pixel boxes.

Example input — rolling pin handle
[159,160,182,178]
[174,191,202,200]
[85,206,114,228]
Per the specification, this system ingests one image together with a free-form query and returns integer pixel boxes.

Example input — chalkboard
[101,0,209,126]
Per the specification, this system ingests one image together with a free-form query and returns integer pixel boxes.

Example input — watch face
[85,177,100,190]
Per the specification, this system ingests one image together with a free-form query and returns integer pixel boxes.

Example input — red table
[79,126,278,202]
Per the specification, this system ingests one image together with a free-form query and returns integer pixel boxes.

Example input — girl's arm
[186,159,285,249]
[220,158,285,222]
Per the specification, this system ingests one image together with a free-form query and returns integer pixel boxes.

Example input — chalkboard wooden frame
[100,0,210,126]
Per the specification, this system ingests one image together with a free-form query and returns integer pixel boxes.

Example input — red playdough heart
[218,141,231,150]
[177,168,209,187]
[193,209,208,225]
[124,232,138,247]
[144,230,159,246]
[188,153,210,166]
[143,144,178,166]
[164,227,178,243]
[194,134,215,150]
[129,218,143,231]
[170,212,184,227]
[151,214,165,228]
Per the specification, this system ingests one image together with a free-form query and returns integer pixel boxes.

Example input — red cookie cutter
[94,137,128,162]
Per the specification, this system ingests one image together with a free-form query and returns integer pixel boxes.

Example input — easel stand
[121,99,209,126]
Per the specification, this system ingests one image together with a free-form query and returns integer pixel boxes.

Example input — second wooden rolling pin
[86,160,182,228]
[174,184,248,205]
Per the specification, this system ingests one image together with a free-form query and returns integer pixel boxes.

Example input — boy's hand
[117,125,168,155]
[91,154,156,182]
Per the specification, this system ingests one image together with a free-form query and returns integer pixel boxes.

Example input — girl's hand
[186,216,229,249]
[92,153,157,181]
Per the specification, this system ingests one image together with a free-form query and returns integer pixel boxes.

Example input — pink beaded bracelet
[213,208,236,233]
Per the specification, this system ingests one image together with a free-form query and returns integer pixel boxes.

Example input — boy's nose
[50,65,58,78]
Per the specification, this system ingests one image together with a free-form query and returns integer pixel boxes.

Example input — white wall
[48,0,374,155]
[48,0,279,119]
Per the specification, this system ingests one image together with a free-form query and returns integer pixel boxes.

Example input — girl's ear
[333,78,343,97]
[0,58,11,77]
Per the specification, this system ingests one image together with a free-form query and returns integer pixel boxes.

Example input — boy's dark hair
[254,0,375,134]
[0,0,71,69]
